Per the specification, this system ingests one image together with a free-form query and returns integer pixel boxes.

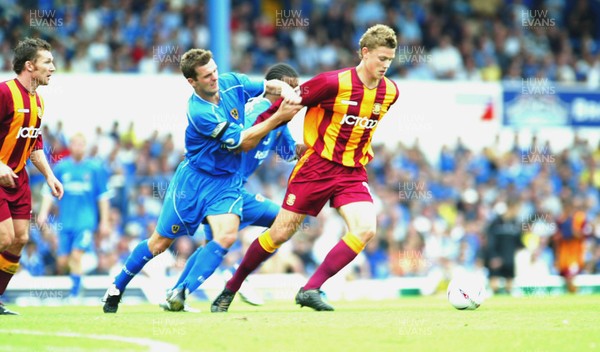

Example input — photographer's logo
[275,10,309,27]
[521,10,555,28]
[398,46,431,64]
[30,9,63,28]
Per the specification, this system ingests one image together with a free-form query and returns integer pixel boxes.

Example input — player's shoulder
[382,76,399,90]
[0,79,13,96]
[219,72,250,88]
[310,67,351,82]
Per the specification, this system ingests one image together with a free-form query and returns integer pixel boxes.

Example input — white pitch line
[0,329,180,352]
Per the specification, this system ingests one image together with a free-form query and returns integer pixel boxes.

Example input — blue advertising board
[503,81,600,127]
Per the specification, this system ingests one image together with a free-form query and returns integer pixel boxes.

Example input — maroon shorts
[282,150,373,216]
[0,169,31,222]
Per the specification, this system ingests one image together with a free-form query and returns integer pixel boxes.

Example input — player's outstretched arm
[264,79,301,104]
[237,100,302,152]
[30,149,63,200]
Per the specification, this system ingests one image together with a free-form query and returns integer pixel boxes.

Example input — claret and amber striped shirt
[255,67,398,167]
[0,78,45,173]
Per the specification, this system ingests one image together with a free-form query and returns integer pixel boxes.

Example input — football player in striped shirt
[212,24,399,312]
[0,38,64,315]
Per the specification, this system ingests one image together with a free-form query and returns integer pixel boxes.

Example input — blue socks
[69,274,81,297]
[172,248,200,289]
[178,241,227,293]
[114,239,154,291]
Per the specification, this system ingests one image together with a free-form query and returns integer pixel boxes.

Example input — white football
[447,276,485,310]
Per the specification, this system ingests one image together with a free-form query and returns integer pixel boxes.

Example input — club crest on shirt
[171,225,180,234]
[230,108,239,120]
[286,193,296,206]
[38,106,43,118]
[372,103,382,115]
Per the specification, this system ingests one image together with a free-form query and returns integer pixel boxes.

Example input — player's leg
[169,213,240,307]
[0,213,19,315]
[235,196,280,306]
[304,201,376,291]
[105,163,200,313]
[211,208,305,312]
[295,201,376,312]
[68,229,93,299]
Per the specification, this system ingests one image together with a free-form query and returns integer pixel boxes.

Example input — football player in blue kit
[103,49,302,313]
[161,63,303,311]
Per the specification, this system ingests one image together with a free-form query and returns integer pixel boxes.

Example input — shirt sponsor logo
[341,114,378,129]
[16,126,41,138]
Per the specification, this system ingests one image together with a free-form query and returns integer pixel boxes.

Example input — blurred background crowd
[1,0,600,85]
[1,0,599,292]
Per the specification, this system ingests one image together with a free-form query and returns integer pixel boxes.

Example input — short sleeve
[188,103,244,149]
[299,72,337,107]
[231,73,264,102]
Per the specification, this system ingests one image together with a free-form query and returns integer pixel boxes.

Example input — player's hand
[0,163,18,188]
[47,175,64,200]
[276,100,303,122]
[281,85,302,104]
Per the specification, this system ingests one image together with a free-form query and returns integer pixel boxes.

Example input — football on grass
[447,276,485,310]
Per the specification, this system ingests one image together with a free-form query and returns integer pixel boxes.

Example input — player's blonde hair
[180,49,213,80]
[357,24,397,59]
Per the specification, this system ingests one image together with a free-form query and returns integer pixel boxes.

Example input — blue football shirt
[184,73,265,176]
[52,157,110,231]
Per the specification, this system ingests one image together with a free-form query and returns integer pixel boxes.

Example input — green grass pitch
[1,295,598,352]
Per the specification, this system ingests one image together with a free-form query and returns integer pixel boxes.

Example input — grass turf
[0,295,599,352]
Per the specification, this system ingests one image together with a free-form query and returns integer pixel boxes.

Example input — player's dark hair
[265,63,298,81]
[180,49,213,80]
[13,37,52,74]
[357,24,397,59]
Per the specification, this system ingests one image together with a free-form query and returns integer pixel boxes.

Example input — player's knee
[0,234,14,251]
[214,232,238,249]
[355,228,376,244]
[12,232,29,248]
[147,233,173,255]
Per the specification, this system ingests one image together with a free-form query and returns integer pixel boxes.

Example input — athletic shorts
[0,169,31,222]
[204,188,280,242]
[282,150,373,216]
[156,160,244,239]
[57,228,94,256]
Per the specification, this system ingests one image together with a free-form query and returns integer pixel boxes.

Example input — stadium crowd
[1,0,600,85]
[1,0,599,292]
